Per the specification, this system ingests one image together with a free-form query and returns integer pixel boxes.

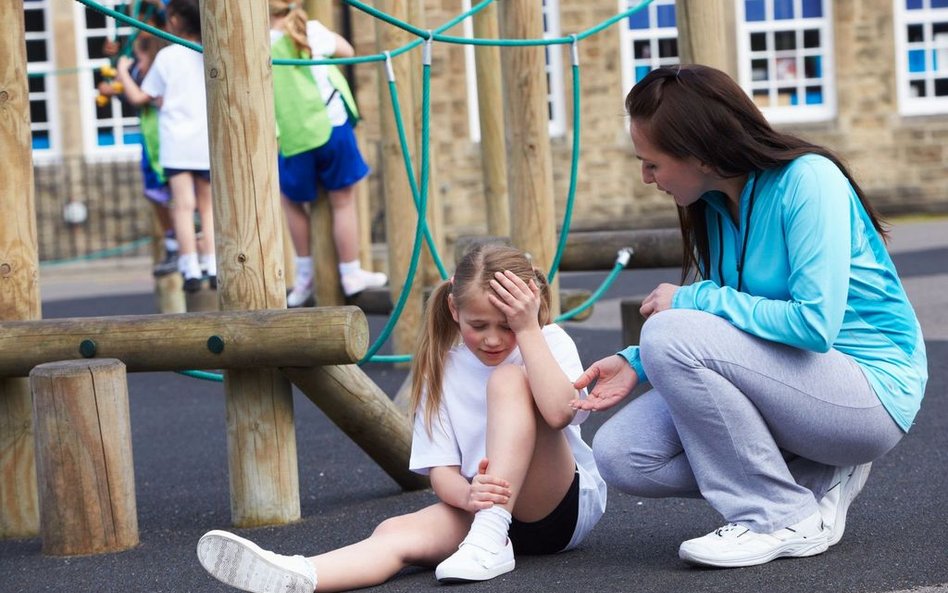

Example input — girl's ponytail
[409,281,459,434]
[269,1,312,58]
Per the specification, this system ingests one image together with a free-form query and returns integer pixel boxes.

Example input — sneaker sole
[435,558,516,583]
[829,463,871,547]
[196,530,314,593]
[679,539,829,568]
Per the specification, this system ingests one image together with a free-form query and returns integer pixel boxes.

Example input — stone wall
[343,0,947,250]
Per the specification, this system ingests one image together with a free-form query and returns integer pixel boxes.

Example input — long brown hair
[625,64,887,283]
[268,0,312,58]
[409,243,552,433]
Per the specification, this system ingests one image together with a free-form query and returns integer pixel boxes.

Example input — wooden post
[376,0,422,357]
[282,365,428,491]
[201,0,300,526]
[30,359,138,556]
[0,1,41,539]
[308,0,345,307]
[473,3,510,238]
[498,1,559,313]
[675,1,739,77]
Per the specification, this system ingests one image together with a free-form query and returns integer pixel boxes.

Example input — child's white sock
[294,256,314,287]
[338,259,361,277]
[178,252,202,279]
[164,235,178,253]
[199,254,217,277]
[464,506,512,553]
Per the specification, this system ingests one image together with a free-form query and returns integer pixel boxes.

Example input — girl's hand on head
[639,282,679,319]
[466,458,511,512]
[488,270,541,333]
[570,355,638,411]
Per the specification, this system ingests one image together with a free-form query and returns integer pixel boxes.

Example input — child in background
[111,31,178,277]
[128,0,214,293]
[269,0,386,307]
[195,243,607,592]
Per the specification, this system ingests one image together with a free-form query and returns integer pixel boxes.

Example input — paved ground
[2,217,946,593]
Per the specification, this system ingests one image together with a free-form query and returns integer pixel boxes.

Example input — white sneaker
[435,538,515,583]
[678,511,828,568]
[341,269,388,297]
[196,530,316,593]
[819,463,871,547]
[286,282,313,308]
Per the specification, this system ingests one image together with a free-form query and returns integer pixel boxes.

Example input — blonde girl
[196,243,607,592]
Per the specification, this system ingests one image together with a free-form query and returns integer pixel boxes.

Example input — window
[463,0,567,140]
[736,0,836,123]
[76,0,142,157]
[618,0,679,97]
[25,0,58,157]
[894,0,948,115]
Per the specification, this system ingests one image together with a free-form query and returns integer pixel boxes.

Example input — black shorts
[508,469,579,555]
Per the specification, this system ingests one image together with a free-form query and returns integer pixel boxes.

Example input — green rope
[177,369,224,382]
[555,248,633,323]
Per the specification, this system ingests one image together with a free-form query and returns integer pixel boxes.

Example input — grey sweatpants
[593,309,904,532]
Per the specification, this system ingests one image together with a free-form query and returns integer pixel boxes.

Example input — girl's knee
[486,364,530,401]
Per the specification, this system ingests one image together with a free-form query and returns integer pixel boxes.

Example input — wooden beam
[0,308,368,378]
[282,365,428,491]
[0,0,40,539]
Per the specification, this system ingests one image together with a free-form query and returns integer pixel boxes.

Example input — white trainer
[819,463,872,546]
[435,538,515,583]
[196,530,316,593]
[286,282,314,308]
[341,269,388,297]
[678,511,829,568]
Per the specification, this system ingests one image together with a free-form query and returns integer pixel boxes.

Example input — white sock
[178,252,201,279]
[338,259,361,277]
[464,506,511,553]
[294,256,314,288]
[164,236,178,252]
[199,254,217,277]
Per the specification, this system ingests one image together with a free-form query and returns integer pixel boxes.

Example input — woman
[572,64,927,568]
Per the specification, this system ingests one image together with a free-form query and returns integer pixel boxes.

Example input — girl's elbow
[542,407,575,431]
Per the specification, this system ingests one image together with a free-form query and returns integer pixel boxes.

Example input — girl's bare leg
[485,364,576,521]
[194,176,214,258]
[282,195,311,257]
[168,172,197,255]
[309,503,471,592]
[327,185,359,263]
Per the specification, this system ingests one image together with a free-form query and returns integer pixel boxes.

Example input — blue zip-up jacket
[619,154,928,432]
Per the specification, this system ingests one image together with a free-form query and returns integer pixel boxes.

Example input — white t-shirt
[409,324,607,551]
[269,20,348,126]
[141,43,210,170]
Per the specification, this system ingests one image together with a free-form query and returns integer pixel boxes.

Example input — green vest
[139,105,165,183]
[271,35,360,157]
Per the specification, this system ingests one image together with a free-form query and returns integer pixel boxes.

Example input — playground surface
[2,217,946,593]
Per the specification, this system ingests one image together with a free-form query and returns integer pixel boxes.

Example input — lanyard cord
[717,172,760,292]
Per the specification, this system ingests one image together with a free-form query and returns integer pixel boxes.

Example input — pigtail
[409,281,459,435]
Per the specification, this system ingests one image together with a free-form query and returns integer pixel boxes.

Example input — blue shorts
[278,120,369,203]
[164,168,211,182]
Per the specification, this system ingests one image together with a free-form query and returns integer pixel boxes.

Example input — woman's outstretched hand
[570,355,638,411]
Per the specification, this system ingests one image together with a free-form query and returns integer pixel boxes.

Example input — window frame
[25,0,60,162]
[618,0,680,98]
[893,0,948,116]
[735,0,838,124]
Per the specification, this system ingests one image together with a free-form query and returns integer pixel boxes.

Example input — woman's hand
[570,355,639,411]
[489,270,541,334]
[466,458,511,512]
[640,282,680,319]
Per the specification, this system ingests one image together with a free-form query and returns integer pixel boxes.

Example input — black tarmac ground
[2,218,946,593]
